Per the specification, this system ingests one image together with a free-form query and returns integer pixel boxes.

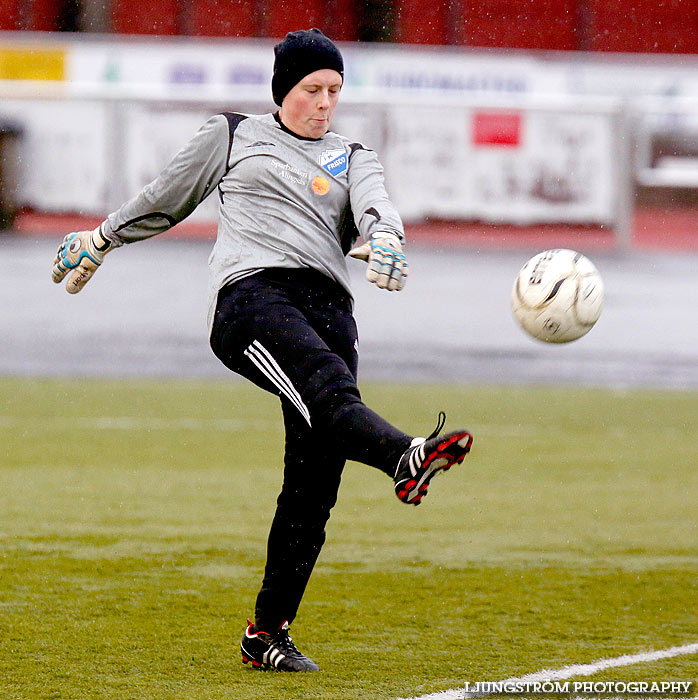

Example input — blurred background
[1,1,698,386]
[1,0,698,49]
[3,1,698,245]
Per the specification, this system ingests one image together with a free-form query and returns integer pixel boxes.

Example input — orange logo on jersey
[312,176,330,195]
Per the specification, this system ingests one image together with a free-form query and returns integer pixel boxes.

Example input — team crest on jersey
[319,148,347,177]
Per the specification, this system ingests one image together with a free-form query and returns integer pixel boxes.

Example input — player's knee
[301,354,362,426]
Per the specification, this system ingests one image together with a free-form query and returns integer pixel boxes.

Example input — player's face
[279,69,342,139]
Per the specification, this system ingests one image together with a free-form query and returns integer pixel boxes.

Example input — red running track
[11,207,698,252]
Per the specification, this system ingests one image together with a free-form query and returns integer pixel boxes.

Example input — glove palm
[51,227,111,294]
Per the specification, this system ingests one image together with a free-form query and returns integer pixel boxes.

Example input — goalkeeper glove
[348,232,408,291]
[51,226,112,294]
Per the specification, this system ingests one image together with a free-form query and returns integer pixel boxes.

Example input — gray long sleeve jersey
[101,111,405,331]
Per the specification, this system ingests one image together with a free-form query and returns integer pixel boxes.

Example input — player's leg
[253,400,342,632]
[210,269,473,502]
[212,271,473,670]
[209,270,412,474]
[249,292,383,632]
[240,303,363,671]
[240,402,339,672]
[301,271,473,502]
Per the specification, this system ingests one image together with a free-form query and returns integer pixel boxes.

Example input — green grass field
[1,377,697,700]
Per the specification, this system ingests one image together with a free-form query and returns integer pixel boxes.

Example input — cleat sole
[396,430,473,505]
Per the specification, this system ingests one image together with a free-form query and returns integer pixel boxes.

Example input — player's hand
[348,233,408,291]
[51,226,112,294]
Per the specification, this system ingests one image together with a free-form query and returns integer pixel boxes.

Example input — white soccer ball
[511,249,604,343]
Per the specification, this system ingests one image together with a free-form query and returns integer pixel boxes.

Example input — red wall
[587,0,698,53]
[7,0,698,55]
[458,0,579,50]
[325,0,358,42]
[188,0,256,37]
[261,1,326,38]
[394,0,451,44]
[392,0,698,52]
[0,0,62,31]
[111,0,179,35]
[0,0,21,30]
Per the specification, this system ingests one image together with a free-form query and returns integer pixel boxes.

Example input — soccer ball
[511,249,604,343]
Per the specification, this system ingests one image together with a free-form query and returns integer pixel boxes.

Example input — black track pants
[209,268,412,629]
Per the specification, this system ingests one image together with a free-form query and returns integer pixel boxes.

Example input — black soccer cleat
[241,620,319,672]
[394,412,473,506]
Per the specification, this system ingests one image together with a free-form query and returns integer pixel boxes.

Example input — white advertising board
[111,99,616,225]
[379,105,615,224]
[0,98,109,213]
[0,94,618,224]
[0,33,644,225]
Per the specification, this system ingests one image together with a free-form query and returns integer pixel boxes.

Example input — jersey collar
[273,111,324,142]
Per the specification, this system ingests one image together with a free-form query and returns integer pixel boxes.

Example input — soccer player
[51,28,473,672]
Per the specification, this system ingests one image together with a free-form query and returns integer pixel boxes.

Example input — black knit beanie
[271,28,344,106]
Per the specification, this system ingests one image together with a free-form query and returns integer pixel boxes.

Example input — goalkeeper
[51,29,472,673]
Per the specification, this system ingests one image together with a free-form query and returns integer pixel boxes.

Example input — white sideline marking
[400,642,698,700]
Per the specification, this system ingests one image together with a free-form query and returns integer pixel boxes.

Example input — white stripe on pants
[244,339,312,427]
